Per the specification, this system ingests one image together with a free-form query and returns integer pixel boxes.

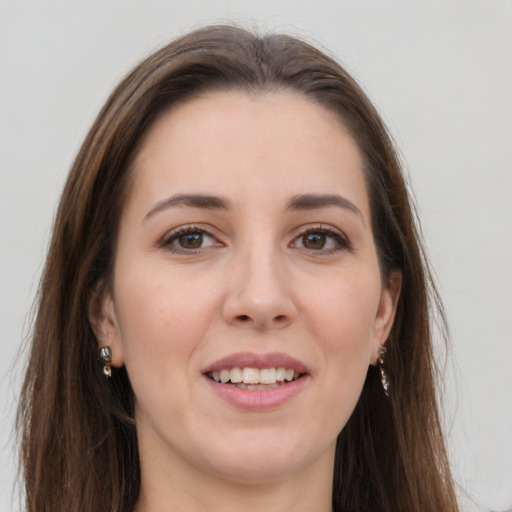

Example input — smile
[208,367,302,389]
[202,352,309,410]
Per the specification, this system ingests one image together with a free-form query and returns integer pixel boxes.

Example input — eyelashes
[290,226,352,253]
[160,224,352,255]
[160,225,221,253]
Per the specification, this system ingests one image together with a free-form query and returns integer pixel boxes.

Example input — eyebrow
[144,193,230,221]
[287,194,364,223]
[143,192,364,224]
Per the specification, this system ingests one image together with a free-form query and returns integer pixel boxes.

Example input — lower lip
[203,375,309,411]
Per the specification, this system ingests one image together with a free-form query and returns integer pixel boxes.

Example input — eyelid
[158,222,351,254]
[290,224,352,252]
[160,224,223,253]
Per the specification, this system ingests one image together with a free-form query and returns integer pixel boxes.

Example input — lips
[202,352,309,410]
[202,351,309,374]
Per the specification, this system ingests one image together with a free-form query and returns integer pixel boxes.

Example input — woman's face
[94,91,399,484]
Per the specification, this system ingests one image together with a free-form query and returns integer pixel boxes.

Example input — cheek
[300,268,381,419]
[113,268,218,371]
[304,269,381,350]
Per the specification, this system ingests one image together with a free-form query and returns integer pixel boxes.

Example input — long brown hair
[17,25,459,511]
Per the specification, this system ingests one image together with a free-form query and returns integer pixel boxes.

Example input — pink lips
[202,351,310,411]
[202,351,309,374]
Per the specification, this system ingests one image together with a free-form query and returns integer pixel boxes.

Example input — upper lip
[202,351,309,374]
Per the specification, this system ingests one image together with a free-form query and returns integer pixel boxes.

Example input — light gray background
[1,2,510,511]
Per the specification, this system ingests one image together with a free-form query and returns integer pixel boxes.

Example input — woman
[17,25,459,511]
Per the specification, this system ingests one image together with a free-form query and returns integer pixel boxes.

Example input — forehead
[125,90,369,219]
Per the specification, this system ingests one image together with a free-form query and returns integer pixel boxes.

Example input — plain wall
[1,1,511,511]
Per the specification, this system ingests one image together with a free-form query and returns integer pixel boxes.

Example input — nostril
[231,313,292,328]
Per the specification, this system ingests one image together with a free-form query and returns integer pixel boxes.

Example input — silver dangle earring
[378,345,390,397]
[98,346,112,378]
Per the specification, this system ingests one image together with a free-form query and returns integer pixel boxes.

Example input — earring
[378,345,390,397]
[98,346,112,378]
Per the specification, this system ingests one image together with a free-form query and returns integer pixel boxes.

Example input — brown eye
[291,227,350,253]
[163,228,220,253]
[178,232,203,249]
[302,233,326,250]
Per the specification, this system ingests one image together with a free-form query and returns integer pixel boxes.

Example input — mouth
[201,352,309,409]
[207,367,303,390]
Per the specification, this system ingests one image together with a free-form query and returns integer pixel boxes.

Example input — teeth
[230,367,242,383]
[285,368,295,382]
[242,367,259,384]
[209,367,301,385]
[259,368,276,384]
[235,383,280,390]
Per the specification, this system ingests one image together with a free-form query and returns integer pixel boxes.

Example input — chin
[199,427,333,484]
[206,453,305,485]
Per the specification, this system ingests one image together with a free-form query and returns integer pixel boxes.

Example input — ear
[88,282,124,368]
[371,270,402,365]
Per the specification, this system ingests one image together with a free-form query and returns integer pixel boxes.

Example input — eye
[291,227,351,252]
[301,232,330,250]
[162,226,220,253]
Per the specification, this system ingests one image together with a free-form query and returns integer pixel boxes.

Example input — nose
[222,246,297,330]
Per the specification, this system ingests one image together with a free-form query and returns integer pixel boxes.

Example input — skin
[90,91,400,512]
